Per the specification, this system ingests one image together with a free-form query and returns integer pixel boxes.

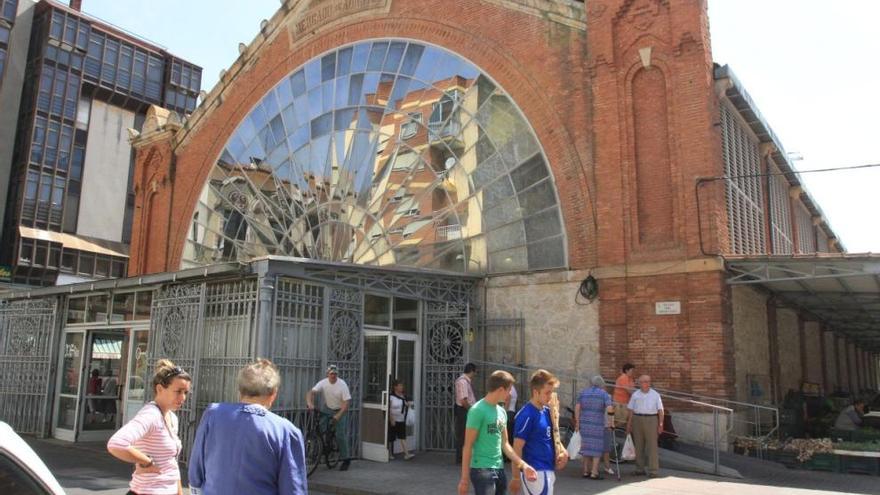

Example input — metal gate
[0,298,57,435]
[148,279,258,463]
[327,287,363,458]
[423,301,469,450]
[270,278,324,431]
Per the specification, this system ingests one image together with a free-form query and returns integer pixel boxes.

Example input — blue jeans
[470,468,507,495]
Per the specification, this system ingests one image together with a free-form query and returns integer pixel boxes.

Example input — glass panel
[394,338,416,402]
[364,294,390,327]
[67,297,86,324]
[125,330,149,421]
[134,291,152,320]
[111,293,135,322]
[86,294,108,322]
[57,396,79,430]
[82,334,124,431]
[186,41,566,274]
[60,333,84,395]
[363,335,388,404]
[393,297,418,332]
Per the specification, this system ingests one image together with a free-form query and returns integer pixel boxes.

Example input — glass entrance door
[78,331,127,441]
[54,332,85,441]
[361,331,420,462]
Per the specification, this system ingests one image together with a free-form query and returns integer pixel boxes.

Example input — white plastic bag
[622,434,636,461]
[405,404,416,427]
[566,433,581,460]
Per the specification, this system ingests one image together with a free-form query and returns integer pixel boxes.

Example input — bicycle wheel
[324,432,340,469]
[306,430,323,476]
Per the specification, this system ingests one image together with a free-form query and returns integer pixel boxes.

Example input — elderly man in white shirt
[626,375,664,477]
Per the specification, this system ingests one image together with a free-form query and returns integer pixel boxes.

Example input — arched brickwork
[151,1,596,273]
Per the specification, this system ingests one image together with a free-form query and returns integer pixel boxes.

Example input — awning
[91,337,122,360]
[726,254,880,350]
[19,226,129,258]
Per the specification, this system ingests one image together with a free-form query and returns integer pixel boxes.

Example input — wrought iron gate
[423,301,469,450]
[327,287,363,457]
[149,280,257,463]
[0,298,57,436]
[270,278,324,430]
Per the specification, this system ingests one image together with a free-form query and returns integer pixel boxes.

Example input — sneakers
[339,460,350,471]
[604,467,615,476]
[404,453,415,460]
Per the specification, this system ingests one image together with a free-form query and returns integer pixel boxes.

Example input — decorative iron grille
[270,278,325,432]
[423,301,469,451]
[327,287,363,457]
[0,298,57,436]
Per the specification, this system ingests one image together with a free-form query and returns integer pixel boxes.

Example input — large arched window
[182,40,566,274]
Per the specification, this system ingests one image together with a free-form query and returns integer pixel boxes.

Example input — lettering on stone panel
[288,0,391,40]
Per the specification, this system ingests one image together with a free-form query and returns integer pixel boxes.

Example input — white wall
[77,100,135,242]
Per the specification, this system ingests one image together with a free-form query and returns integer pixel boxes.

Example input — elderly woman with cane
[574,375,614,480]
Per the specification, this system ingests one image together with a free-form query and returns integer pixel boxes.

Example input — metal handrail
[472,360,778,476]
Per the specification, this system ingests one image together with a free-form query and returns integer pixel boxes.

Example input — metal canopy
[726,254,880,350]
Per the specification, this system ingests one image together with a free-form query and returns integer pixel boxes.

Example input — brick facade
[126,0,876,400]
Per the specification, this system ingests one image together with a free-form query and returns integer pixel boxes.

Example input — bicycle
[305,409,340,476]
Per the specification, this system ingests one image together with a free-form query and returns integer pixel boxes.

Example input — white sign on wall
[655,301,681,315]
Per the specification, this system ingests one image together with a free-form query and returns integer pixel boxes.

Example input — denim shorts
[470,467,507,495]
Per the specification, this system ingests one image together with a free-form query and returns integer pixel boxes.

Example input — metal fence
[0,298,57,436]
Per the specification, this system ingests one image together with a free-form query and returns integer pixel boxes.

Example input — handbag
[621,434,636,461]
[566,433,581,460]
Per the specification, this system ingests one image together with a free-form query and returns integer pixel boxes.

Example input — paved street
[26,437,880,495]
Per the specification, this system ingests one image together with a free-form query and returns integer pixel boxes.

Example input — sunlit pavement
[26,437,878,495]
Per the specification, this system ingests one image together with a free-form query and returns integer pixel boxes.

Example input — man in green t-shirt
[458,370,537,495]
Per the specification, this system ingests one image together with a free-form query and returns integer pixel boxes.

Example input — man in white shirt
[454,362,477,463]
[626,375,664,477]
[307,365,352,470]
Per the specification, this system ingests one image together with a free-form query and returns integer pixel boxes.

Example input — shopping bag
[405,405,416,427]
[566,433,581,460]
[621,434,636,461]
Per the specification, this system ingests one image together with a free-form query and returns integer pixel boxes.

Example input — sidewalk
[309,451,879,495]
[26,437,879,495]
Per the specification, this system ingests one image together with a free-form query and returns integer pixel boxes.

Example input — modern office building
[0,0,201,287]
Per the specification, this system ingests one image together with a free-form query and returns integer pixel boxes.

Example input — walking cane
[612,427,622,481]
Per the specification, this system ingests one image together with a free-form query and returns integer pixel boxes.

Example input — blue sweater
[188,402,307,495]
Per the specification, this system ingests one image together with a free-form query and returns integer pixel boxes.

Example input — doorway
[53,328,145,441]
[361,330,420,462]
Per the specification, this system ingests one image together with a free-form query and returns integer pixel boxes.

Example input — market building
[1,0,877,458]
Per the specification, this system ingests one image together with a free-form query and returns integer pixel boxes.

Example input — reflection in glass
[393,297,418,332]
[61,332,84,395]
[182,40,565,274]
[363,335,388,403]
[364,294,390,327]
[111,293,135,322]
[125,330,149,421]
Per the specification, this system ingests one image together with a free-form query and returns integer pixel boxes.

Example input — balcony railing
[436,224,462,240]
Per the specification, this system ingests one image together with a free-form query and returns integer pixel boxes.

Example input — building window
[767,163,793,255]
[399,112,421,140]
[795,202,816,254]
[721,102,766,254]
[1,0,17,23]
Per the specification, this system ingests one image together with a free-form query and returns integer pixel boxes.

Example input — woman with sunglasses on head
[108,359,192,495]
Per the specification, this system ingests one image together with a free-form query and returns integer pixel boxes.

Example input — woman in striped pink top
[108,359,192,495]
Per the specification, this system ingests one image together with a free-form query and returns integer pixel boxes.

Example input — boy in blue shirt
[511,369,567,494]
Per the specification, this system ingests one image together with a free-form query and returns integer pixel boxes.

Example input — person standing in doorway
[510,369,567,495]
[307,365,352,471]
[626,375,664,477]
[189,359,307,494]
[455,362,478,464]
[613,364,636,428]
[388,379,415,460]
[107,359,192,495]
[458,370,536,495]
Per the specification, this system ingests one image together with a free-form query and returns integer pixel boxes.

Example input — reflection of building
[0,0,201,287]
[2,0,879,459]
